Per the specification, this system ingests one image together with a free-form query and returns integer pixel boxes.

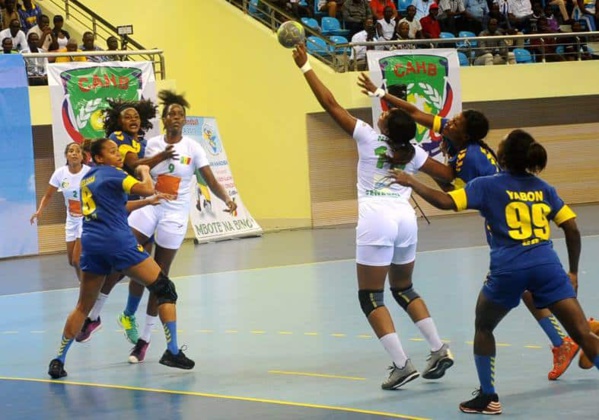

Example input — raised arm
[30,184,58,224]
[357,73,435,129]
[293,44,357,135]
[388,168,457,210]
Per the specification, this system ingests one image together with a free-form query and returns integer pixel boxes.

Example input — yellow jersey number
[505,202,551,246]
[81,185,97,218]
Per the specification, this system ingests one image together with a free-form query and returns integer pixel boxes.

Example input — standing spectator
[343,0,373,38]
[22,32,48,84]
[0,18,27,51]
[26,14,52,50]
[420,3,442,38]
[80,31,107,62]
[464,0,489,33]
[55,38,87,63]
[474,18,514,64]
[318,0,345,17]
[51,15,70,50]
[400,5,424,38]
[18,0,42,32]
[376,6,399,41]
[438,0,466,35]
[371,0,398,20]
[1,0,19,31]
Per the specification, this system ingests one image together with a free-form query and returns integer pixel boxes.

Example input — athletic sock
[56,335,74,363]
[379,333,408,368]
[474,354,496,395]
[141,315,158,342]
[538,315,565,347]
[415,317,444,352]
[124,293,143,317]
[164,321,179,354]
[88,293,108,321]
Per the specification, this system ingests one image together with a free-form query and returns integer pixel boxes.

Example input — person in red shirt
[371,0,398,19]
[420,3,441,39]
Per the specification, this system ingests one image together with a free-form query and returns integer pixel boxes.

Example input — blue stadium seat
[306,36,330,56]
[513,48,534,63]
[301,17,321,33]
[321,17,350,37]
[249,0,267,19]
[457,31,477,48]
[458,51,470,66]
[397,0,413,13]
[328,35,351,55]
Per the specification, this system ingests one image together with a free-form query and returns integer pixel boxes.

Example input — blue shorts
[483,263,576,309]
[80,244,150,275]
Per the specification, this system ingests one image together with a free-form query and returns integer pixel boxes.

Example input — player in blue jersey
[48,138,194,379]
[388,129,599,415]
[76,99,177,345]
[358,74,578,381]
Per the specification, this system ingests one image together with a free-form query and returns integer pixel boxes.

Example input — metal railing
[42,0,166,78]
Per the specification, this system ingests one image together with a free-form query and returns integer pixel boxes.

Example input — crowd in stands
[0,0,124,85]
[250,0,598,67]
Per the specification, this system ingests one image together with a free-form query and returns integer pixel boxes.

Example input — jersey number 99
[81,186,97,217]
[505,202,551,244]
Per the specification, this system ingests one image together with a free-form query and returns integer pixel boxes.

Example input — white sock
[380,333,408,368]
[89,293,108,321]
[415,317,444,352]
[141,315,158,342]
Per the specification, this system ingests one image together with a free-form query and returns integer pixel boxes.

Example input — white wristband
[300,61,312,74]
[368,88,386,98]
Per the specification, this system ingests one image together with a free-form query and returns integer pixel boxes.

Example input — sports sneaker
[159,346,195,370]
[128,338,150,364]
[381,359,420,390]
[118,313,139,344]
[459,388,502,415]
[422,343,454,379]
[48,359,67,379]
[548,336,579,380]
[578,318,599,369]
[75,317,102,343]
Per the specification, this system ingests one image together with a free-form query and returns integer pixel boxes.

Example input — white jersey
[144,135,210,211]
[49,164,91,222]
[354,120,428,203]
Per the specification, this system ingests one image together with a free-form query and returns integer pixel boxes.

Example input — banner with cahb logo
[47,61,159,170]
[367,50,462,160]
[184,116,263,243]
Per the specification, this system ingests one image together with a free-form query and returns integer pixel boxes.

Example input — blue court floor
[1,214,599,419]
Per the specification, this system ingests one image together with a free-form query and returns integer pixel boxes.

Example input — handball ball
[277,21,305,49]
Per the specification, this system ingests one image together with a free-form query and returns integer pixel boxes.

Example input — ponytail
[500,129,547,174]
[525,141,547,174]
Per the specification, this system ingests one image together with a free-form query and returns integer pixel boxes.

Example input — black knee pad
[391,285,420,311]
[148,272,178,305]
[358,289,385,317]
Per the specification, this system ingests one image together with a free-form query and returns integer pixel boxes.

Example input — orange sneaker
[578,318,599,369]
[548,337,579,380]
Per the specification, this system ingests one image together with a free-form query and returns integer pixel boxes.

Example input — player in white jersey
[292,44,455,389]
[125,90,237,363]
[30,142,91,280]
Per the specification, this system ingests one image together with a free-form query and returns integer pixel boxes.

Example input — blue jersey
[449,172,576,273]
[80,165,140,254]
[109,131,146,173]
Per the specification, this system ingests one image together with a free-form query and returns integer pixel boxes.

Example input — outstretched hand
[387,168,414,187]
[357,73,377,96]
[292,43,308,68]
[162,144,179,160]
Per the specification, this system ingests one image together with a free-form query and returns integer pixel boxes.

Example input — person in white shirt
[26,13,52,50]
[399,5,424,39]
[0,18,27,51]
[21,32,48,84]
[351,17,384,69]
[292,43,456,390]
[30,143,91,281]
[376,5,398,43]
[413,0,436,20]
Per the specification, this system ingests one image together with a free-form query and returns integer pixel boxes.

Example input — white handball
[277,21,305,49]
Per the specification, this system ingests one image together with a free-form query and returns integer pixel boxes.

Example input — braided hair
[158,90,189,119]
[103,98,157,137]
[462,109,499,163]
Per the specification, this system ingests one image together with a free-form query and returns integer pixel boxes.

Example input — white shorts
[128,205,188,250]
[355,199,418,266]
[65,217,83,242]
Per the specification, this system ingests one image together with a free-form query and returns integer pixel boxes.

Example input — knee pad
[148,272,178,305]
[358,289,385,317]
[391,285,420,311]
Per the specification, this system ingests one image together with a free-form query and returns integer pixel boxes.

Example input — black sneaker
[48,358,67,379]
[159,347,195,370]
[459,388,502,415]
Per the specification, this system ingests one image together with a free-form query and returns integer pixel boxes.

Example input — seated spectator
[55,38,87,62]
[488,3,509,30]
[351,17,383,70]
[343,0,372,38]
[51,15,70,50]
[544,4,561,32]
[413,0,436,21]
[318,0,345,18]
[376,6,398,42]
[400,5,424,39]
[529,16,564,61]
[0,18,26,50]
[371,0,398,20]
[21,31,48,85]
[26,14,52,50]
[80,31,107,62]
[547,0,570,24]
[393,20,417,48]
[474,18,515,64]
[573,0,597,31]
[17,0,41,32]
[420,3,442,39]
[104,35,121,60]
[561,20,593,60]
[2,36,15,53]
[529,1,544,31]
[464,0,489,34]
[438,0,466,35]
[504,0,534,31]
[289,0,314,18]
[1,0,19,31]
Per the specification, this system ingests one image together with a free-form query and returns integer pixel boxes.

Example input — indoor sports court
[1,205,598,419]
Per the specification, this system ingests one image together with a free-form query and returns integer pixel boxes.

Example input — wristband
[300,61,312,74]
[368,88,386,98]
